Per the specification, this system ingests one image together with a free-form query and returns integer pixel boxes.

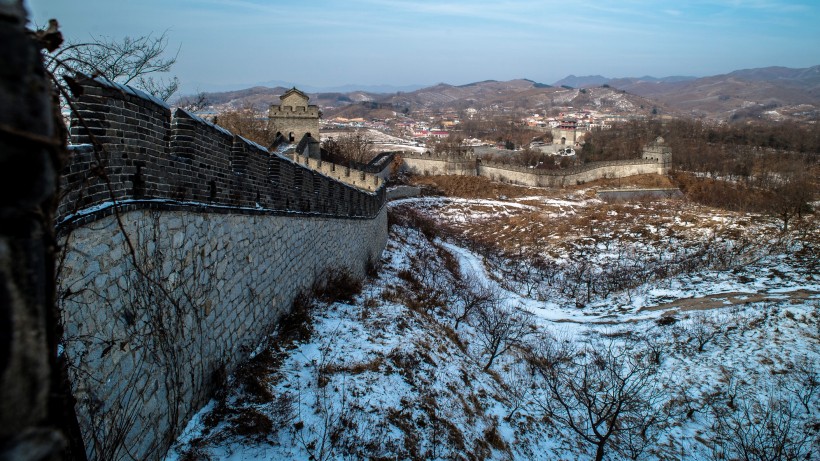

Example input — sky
[25,0,820,95]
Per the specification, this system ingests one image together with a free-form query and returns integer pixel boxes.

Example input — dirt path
[639,289,819,314]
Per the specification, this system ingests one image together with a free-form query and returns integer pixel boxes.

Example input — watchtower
[268,87,320,143]
[552,119,579,145]
[642,136,672,173]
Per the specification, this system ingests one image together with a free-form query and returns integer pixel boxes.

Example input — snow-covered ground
[321,128,427,154]
[166,192,819,461]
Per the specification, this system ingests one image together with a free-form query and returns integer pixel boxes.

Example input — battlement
[290,152,385,192]
[269,105,320,117]
[60,75,384,230]
[401,149,476,162]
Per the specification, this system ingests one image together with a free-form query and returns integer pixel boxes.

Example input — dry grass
[403,173,727,256]
[321,357,386,375]
[408,180,786,261]
[410,175,541,199]
[226,408,273,442]
[412,173,676,199]
[567,173,676,190]
[670,171,770,212]
[313,268,363,304]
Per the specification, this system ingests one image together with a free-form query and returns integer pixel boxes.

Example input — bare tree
[46,31,180,101]
[323,131,375,164]
[176,91,210,113]
[529,338,668,461]
[474,299,533,370]
[501,356,537,422]
[683,313,724,353]
[293,332,352,461]
[785,355,819,414]
[213,104,278,146]
[449,274,494,330]
[705,385,815,461]
[763,168,817,232]
[427,133,473,157]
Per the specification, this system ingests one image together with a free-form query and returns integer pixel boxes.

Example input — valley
[166,176,819,461]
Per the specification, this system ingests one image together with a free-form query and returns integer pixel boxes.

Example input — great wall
[398,139,670,187]
[56,76,388,461]
[0,43,672,459]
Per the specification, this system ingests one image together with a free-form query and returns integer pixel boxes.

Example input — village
[320,103,626,156]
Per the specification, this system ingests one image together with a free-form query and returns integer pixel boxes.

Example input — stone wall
[398,148,670,188]
[60,75,383,228]
[58,75,388,461]
[478,158,666,187]
[399,151,478,176]
[386,185,422,200]
[59,208,387,461]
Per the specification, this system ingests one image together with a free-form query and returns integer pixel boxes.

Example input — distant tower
[552,118,578,145]
[268,87,320,143]
[642,137,672,174]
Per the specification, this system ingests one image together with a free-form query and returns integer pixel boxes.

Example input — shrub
[313,268,363,304]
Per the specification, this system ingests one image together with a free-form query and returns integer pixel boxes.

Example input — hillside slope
[166,183,819,461]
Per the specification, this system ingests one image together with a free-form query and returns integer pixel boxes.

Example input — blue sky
[25,0,820,94]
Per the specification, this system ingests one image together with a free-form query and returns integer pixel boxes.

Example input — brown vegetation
[460,115,545,149]
[322,131,375,164]
[581,118,819,228]
[213,105,277,146]
[583,119,820,175]
[569,173,676,190]
[410,175,539,199]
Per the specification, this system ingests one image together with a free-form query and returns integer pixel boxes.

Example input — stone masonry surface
[59,208,387,461]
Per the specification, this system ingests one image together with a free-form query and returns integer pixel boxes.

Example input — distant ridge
[553,74,697,88]
[179,80,429,96]
[552,75,610,88]
[180,65,820,122]
[458,80,499,88]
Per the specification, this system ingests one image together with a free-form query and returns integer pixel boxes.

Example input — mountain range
[181,65,820,122]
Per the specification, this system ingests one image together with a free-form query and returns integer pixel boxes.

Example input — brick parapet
[290,152,385,192]
[60,76,385,230]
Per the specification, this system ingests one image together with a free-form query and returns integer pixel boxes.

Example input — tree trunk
[594,441,606,461]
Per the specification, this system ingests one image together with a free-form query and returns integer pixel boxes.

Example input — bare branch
[45,30,180,101]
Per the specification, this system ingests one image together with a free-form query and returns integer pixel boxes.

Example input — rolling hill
[181,65,820,122]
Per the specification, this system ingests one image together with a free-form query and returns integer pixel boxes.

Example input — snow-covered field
[167,190,819,460]
[321,128,427,154]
